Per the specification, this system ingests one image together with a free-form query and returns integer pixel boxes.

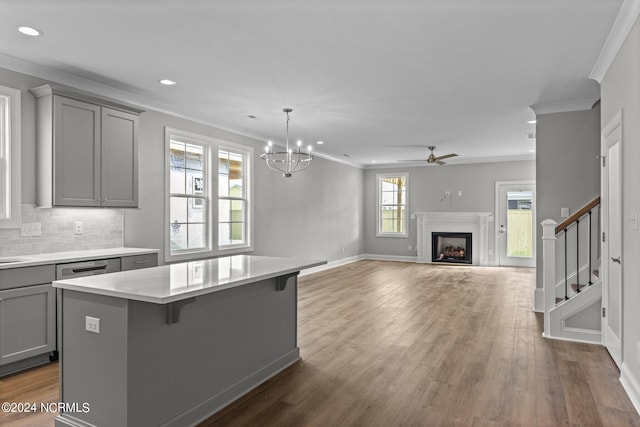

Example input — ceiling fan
[401,146,458,165]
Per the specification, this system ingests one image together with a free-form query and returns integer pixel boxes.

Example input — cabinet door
[0,284,56,366]
[53,96,101,206]
[101,108,139,207]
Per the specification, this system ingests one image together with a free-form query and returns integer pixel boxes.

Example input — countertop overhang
[53,255,326,304]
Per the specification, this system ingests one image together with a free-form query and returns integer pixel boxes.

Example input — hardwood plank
[4,260,639,426]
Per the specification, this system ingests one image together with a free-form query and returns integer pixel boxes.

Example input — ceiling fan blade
[434,153,458,161]
[398,159,429,162]
[436,160,446,165]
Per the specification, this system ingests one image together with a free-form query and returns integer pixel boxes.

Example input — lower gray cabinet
[0,284,56,366]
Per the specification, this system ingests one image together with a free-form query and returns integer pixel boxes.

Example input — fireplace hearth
[432,232,472,264]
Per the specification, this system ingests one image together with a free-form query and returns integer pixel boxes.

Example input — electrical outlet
[85,316,100,334]
[458,191,463,197]
[20,222,42,237]
[75,221,83,235]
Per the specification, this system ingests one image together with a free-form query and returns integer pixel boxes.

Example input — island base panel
[56,276,299,427]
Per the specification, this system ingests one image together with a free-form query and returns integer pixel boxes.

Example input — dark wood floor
[2,261,639,426]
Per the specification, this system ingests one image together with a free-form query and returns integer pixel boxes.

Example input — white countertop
[53,255,326,304]
[0,247,159,269]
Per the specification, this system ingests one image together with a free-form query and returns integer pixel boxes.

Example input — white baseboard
[534,287,544,313]
[299,255,365,276]
[300,254,421,276]
[363,254,418,263]
[621,363,640,417]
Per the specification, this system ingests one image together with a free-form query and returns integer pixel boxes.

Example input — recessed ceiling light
[371,160,377,163]
[317,141,324,145]
[528,120,537,124]
[529,149,536,153]
[18,26,41,36]
[158,79,177,86]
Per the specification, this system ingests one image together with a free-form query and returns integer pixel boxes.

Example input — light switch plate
[561,207,569,218]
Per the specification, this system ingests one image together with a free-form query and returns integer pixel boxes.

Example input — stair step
[556,297,566,304]
[593,269,599,278]
[571,283,589,292]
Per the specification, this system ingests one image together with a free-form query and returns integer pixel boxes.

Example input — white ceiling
[0,0,626,167]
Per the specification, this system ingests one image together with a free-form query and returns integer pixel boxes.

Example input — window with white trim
[376,173,408,237]
[165,128,252,262]
[0,85,21,229]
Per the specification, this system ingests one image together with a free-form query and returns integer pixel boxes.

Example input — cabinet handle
[134,260,150,265]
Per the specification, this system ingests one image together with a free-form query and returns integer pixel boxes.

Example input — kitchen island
[52,255,325,427]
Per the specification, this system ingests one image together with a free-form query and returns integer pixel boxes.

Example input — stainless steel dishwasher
[56,258,121,280]
[54,258,121,359]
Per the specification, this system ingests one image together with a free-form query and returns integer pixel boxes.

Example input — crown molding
[530,97,599,115]
[590,0,640,83]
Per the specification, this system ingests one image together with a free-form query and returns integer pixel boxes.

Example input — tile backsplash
[0,204,123,257]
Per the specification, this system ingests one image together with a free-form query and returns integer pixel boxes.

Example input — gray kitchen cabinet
[31,84,143,208]
[120,253,158,271]
[0,264,56,376]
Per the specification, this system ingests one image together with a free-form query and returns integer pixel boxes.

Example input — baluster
[564,229,568,300]
[588,210,593,285]
[576,219,580,293]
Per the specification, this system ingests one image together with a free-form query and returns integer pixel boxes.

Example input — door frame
[601,110,623,367]
[494,180,536,267]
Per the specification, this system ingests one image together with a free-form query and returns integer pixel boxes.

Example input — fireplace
[415,212,492,266]
[432,232,472,264]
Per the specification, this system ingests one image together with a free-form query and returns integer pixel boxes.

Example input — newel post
[541,219,558,337]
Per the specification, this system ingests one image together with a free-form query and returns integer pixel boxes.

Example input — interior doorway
[602,111,622,368]
[495,181,536,267]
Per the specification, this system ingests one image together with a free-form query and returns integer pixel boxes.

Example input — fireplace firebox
[432,232,472,264]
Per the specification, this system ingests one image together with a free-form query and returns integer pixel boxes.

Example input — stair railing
[542,196,600,337]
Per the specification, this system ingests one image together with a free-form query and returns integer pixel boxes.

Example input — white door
[602,112,622,368]
[496,181,536,267]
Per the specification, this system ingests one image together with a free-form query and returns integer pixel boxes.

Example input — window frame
[164,127,253,263]
[0,84,21,229]
[217,145,252,251]
[376,172,409,238]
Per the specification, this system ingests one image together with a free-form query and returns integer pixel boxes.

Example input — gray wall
[0,66,365,265]
[601,15,640,388]
[124,109,364,263]
[363,161,535,260]
[534,104,601,290]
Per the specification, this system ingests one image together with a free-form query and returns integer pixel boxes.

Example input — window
[218,149,248,247]
[165,128,252,262]
[377,173,408,237]
[0,85,21,229]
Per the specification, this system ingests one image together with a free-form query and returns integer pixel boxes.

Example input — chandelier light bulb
[268,140,273,147]
[307,145,312,152]
[297,140,302,147]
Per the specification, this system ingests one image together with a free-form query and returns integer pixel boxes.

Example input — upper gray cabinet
[31,84,143,208]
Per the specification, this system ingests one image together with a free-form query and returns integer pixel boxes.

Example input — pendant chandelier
[260,108,313,178]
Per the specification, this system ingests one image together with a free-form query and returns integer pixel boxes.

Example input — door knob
[611,256,621,264]
[499,225,505,234]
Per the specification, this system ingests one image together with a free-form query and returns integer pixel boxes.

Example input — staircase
[542,197,602,344]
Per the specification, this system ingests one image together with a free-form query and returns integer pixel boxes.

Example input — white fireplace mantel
[414,212,493,266]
